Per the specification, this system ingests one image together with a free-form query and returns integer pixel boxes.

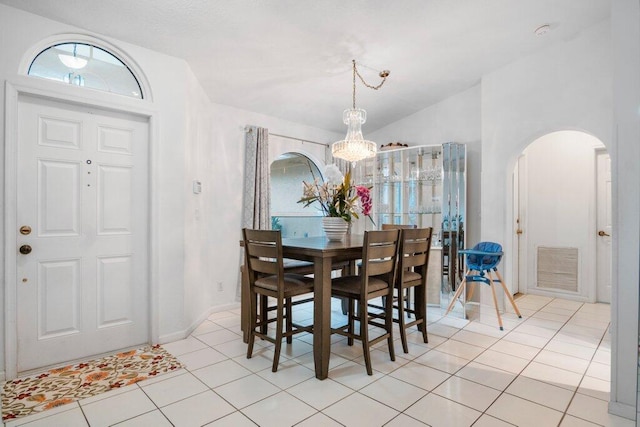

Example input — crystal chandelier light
[58,43,88,70]
[332,60,390,165]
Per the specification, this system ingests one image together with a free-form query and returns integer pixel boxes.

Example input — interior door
[596,150,612,303]
[16,94,149,373]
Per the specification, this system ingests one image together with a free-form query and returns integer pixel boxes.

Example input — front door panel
[16,95,149,373]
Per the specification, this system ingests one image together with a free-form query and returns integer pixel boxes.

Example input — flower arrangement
[298,164,373,224]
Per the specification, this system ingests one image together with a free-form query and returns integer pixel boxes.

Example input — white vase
[322,217,349,241]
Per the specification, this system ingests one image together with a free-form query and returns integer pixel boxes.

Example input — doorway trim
[4,76,160,379]
[508,130,608,303]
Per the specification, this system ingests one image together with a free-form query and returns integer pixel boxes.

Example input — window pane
[28,43,142,99]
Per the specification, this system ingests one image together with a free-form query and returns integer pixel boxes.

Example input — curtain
[238,125,270,301]
[242,126,271,229]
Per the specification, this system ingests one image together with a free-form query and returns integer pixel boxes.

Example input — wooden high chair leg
[467,280,477,302]
[487,273,504,331]
[494,269,522,318]
[445,269,470,315]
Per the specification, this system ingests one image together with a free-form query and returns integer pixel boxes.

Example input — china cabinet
[353,143,467,312]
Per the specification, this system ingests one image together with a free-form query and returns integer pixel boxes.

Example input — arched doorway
[270,152,325,238]
[512,131,610,303]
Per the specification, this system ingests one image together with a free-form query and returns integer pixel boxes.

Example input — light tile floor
[5,295,636,427]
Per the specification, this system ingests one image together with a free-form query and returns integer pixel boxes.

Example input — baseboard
[157,302,241,345]
[210,302,241,314]
[524,288,591,303]
[608,401,636,421]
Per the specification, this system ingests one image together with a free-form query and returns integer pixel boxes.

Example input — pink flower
[356,186,372,216]
[299,165,374,224]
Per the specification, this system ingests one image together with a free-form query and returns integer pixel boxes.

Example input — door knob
[19,245,32,255]
[516,229,523,235]
[598,230,610,237]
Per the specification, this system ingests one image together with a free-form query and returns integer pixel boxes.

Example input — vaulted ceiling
[1,0,610,133]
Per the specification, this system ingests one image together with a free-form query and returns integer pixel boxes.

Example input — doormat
[2,345,183,422]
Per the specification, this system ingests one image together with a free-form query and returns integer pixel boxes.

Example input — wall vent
[536,246,579,292]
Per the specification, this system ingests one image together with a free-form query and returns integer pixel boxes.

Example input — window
[28,43,143,99]
[270,153,324,237]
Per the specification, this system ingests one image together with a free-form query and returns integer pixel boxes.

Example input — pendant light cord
[351,59,390,109]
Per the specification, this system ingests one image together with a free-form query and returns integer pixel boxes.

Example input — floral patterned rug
[2,345,183,422]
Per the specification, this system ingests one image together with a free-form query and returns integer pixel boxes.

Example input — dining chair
[331,229,401,375]
[242,228,314,372]
[381,223,417,315]
[393,227,433,352]
[445,241,522,330]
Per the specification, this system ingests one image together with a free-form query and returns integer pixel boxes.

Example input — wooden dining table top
[281,234,365,260]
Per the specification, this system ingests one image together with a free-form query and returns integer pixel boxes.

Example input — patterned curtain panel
[242,126,271,229]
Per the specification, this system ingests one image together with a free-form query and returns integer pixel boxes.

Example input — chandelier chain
[351,59,389,109]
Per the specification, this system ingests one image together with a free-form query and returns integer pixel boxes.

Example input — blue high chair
[445,242,522,330]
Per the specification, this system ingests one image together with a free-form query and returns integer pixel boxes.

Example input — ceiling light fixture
[331,60,390,165]
[58,44,88,70]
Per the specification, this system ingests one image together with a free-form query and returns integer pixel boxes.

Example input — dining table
[241,234,365,380]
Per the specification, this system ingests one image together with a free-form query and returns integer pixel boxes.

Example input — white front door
[16,94,149,373]
[596,150,612,303]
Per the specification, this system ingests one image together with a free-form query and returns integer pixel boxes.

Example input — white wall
[369,85,482,246]
[481,19,612,291]
[369,15,637,417]
[0,4,191,371]
[179,86,341,338]
[0,4,342,362]
[1,3,637,418]
[521,131,604,301]
[611,0,640,419]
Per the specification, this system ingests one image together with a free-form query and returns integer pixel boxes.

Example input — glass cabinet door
[354,143,467,317]
[441,142,467,316]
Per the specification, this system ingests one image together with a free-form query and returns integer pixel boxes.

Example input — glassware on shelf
[409,163,419,181]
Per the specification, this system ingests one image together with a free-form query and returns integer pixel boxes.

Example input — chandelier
[331,60,390,165]
[58,43,88,70]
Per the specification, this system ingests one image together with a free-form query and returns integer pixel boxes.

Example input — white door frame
[512,155,527,295]
[4,76,160,379]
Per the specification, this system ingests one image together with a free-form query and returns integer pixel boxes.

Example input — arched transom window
[28,42,143,99]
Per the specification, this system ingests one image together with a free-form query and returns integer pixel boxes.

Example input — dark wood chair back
[398,227,433,274]
[242,228,284,281]
[361,229,401,284]
[381,223,416,230]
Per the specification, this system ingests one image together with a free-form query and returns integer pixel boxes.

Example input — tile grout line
[455,296,584,425]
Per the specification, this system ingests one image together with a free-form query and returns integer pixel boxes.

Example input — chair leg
[397,286,409,354]
[445,270,469,315]
[385,289,395,361]
[341,296,349,315]
[417,283,428,344]
[247,292,257,359]
[347,298,355,346]
[360,300,373,375]
[260,295,268,335]
[272,298,285,372]
[404,287,412,319]
[494,269,522,318]
[285,297,293,344]
[487,274,504,331]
